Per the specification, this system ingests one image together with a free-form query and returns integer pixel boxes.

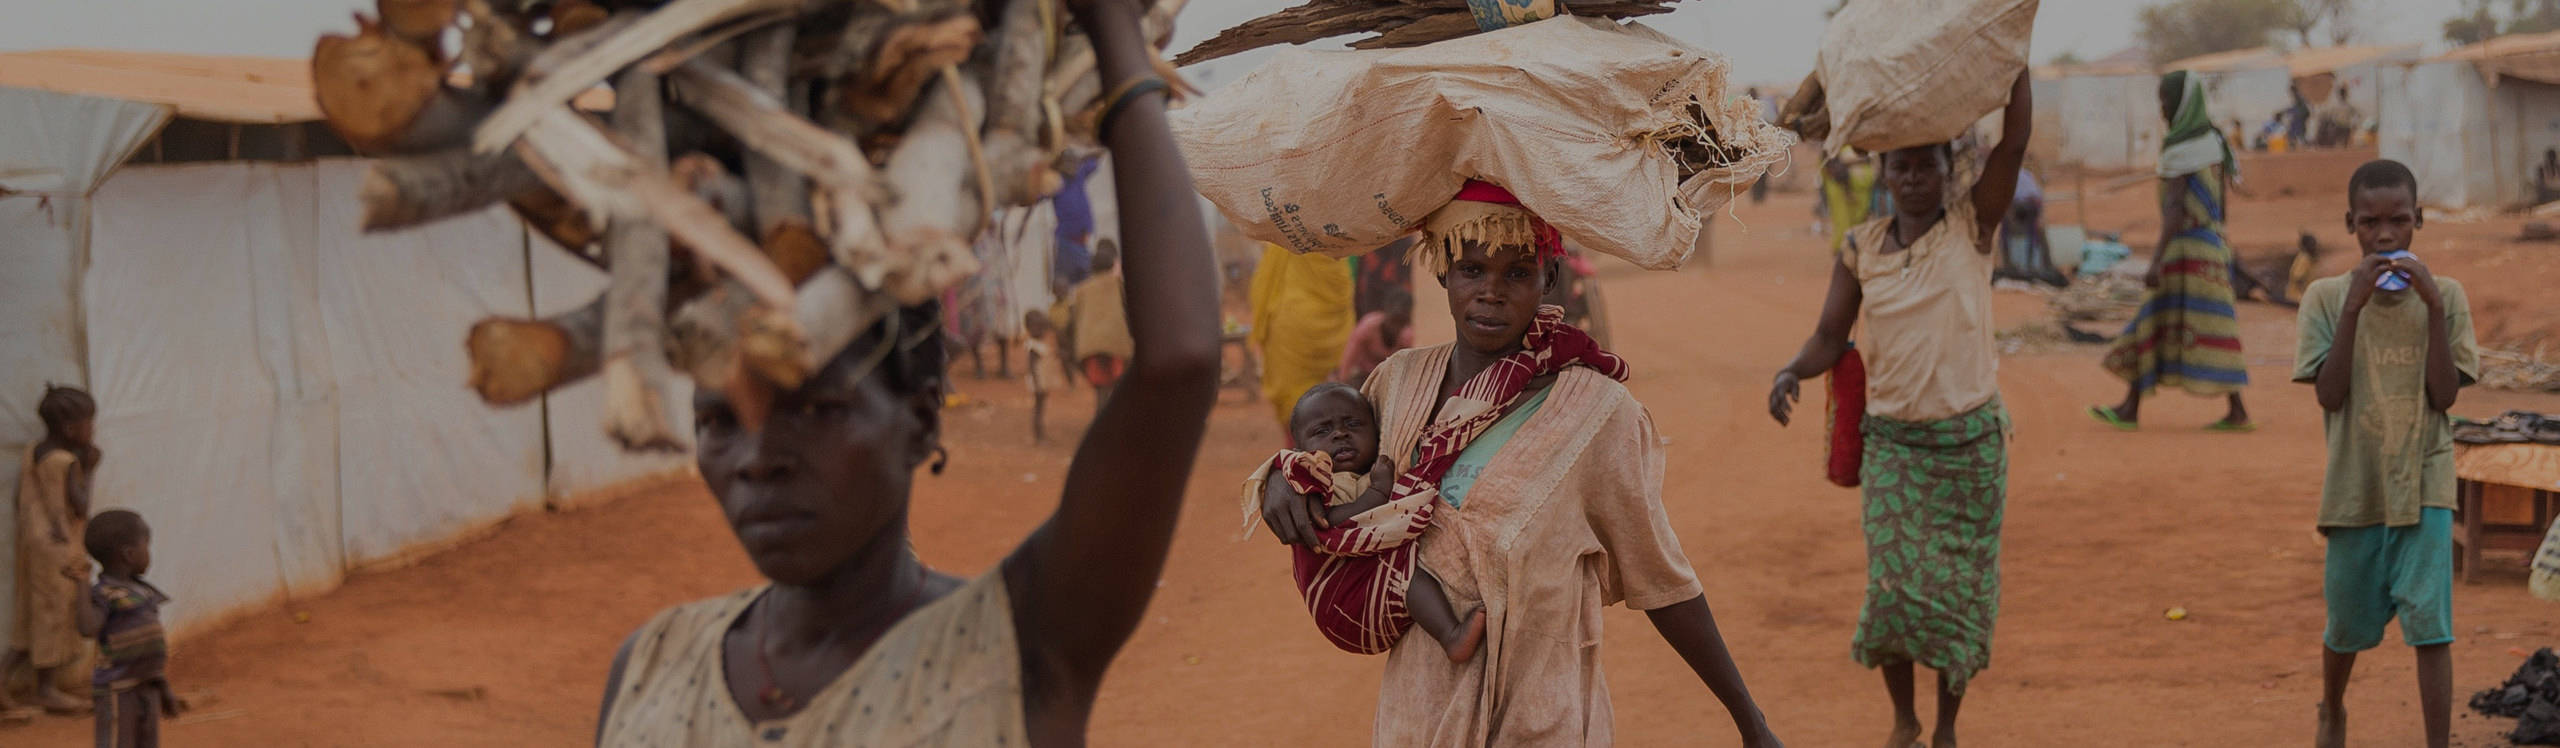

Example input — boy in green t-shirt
[2294,159,2479,748]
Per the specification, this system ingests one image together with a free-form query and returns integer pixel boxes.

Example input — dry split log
[473,0,805,153]
[464,298,602,405]
[598,66,687,452]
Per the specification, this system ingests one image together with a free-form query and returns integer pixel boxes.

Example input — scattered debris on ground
[2484,347,2560,393]
[2473,647,2560,745]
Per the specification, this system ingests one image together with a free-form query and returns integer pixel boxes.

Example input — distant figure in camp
[2234,232,2323,309]
[1336,289,1414,387]
[1352,236,1414,320]
[1053,239,1133,406]
[2536,148,2560,205]
[2287,82,2313,147]
[2242,230,2324,307]
[1249,243,1355,440]
[1997,167,2064,286]
[2288,232,2325,302]
[1022,310,1058,444]
[2314,87,2360,148]
[2093,71,2255,433]
[1821,150,1886,253]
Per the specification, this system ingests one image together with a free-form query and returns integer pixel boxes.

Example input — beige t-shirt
[1842,201,2002,422]
[2292,275,2480,528]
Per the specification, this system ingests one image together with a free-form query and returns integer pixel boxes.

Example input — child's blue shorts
[2323,507,2455,652]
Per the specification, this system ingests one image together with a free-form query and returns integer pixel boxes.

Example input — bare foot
[1884,719,1922,748]
[35,687,85,715]
[1931,731,1958,748]
[2314,702,2344,748]
[1440,610,1487,663]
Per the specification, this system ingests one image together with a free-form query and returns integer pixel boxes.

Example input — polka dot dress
[598,574,1027,747]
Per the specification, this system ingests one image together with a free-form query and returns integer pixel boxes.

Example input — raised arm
[1768,258,1862,426]
[1002,0,1223,694]
[1970,70,2033,244]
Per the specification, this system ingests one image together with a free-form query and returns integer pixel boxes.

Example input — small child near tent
[79,510,184,747]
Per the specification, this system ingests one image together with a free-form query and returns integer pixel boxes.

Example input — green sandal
[2205,419,2258,433]
[2088,406,2137,432]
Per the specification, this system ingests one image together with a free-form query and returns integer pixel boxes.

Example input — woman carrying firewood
[592,0,1221,744]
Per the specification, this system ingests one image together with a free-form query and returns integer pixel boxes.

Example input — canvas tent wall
[2032,70,2164,172]
[2286,44,2420,112]
[2167,48,2299,138]
[1,52,688,648]
[2380,37,2560,210]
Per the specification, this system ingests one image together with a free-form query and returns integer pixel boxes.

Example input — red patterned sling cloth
[1290,305,1628,654]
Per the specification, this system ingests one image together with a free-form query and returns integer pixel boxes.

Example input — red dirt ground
[12,184,2560,747]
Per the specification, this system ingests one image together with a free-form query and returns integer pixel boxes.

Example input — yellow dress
[1248,244,1355,427]
[14,447,86,671]
[596,573,1027,747]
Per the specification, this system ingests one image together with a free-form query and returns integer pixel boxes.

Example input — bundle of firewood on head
[313,0,1186,452]
[1170,0,1680,66]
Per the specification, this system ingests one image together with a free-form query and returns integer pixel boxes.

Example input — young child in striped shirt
[78,510,183,748]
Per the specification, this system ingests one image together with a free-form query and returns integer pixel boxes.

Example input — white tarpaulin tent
[2379,60,2504,209]
[0,85,171,654]
[2384,34,2560,210]
[2,55,688,647]
[2033,72,2163,171]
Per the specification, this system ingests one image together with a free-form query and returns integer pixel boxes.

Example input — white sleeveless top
[597,572,1028,747]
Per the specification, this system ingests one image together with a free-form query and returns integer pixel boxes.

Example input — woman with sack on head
[1258,181,1782,747]
[1767,70,2030,748]
[2090,71,2255,433]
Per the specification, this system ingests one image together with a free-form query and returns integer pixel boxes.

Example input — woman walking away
[593,1,1222,743]
[10,385,101,716]
[1262,181,1781,747]
[1250,242,1356,439]
[1769,70,2031,748]
[2092,71,2253,432]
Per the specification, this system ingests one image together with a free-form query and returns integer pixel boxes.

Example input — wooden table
[2453,442,2560,582]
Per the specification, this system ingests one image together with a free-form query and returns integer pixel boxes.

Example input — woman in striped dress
[2092,71,2253,432]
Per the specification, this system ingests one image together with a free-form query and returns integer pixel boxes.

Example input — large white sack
[1172,17,1792,270]
[1820,0,2037,153]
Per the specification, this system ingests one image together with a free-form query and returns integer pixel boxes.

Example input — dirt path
[17,189,2560,747]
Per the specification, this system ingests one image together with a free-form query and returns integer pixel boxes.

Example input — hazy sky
[0,0,2474,87]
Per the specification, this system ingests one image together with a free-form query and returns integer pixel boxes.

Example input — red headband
[1451,180,1564,259]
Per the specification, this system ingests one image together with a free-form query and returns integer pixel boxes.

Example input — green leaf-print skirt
[1851,397,2009,694]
